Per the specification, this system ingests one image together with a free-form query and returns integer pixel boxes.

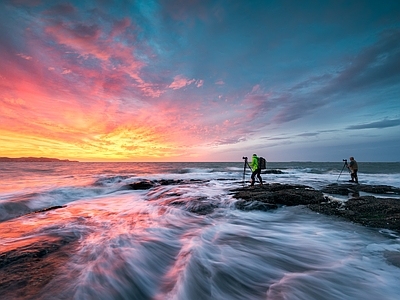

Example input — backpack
[259,157,266,169]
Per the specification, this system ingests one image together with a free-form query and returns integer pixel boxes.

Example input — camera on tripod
[343,159,347,162]
[242,157,247,160]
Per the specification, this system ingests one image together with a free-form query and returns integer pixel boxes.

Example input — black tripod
[337,160,349,181]
[242,157,249,185]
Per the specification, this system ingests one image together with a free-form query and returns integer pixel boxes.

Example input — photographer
[250,154,263,186]
[346,157,358,183]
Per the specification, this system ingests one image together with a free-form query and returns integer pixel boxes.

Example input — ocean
[1,161,400,299]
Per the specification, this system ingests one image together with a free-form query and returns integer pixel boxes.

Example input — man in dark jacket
[347,156,358,183]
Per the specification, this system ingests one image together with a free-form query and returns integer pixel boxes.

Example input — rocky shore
[231,182,400,232]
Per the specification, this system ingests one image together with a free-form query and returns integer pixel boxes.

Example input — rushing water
[1,162,400,299]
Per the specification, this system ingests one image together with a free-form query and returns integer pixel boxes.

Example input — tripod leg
[337,163,347,181]
[243,159,247,185]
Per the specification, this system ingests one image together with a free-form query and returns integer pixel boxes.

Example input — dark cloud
[297,132,319,137]
[346,118,400,130]
[327,29,400,93]
[264,137,291,141]
[259,29,400,125]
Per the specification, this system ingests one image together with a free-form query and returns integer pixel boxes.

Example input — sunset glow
[1,0,400,162]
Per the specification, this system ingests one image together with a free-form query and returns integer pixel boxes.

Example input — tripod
[337,160,349,181]
[242,157,249,185]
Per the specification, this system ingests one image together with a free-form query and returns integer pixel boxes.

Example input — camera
[343,159,347,162]
[242,157,247,160]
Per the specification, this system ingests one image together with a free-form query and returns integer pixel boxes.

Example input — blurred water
[0,162,400,299]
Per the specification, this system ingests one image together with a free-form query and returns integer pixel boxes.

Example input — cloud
[346,118,400,130]
[326,29,400,93]
[168,75,203,90]
[16,53,32,60]
[168,75,194,89]
[258,29,400,126]
[297,132,319,137]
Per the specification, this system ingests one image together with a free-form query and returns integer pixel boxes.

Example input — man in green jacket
[250,154,263,186]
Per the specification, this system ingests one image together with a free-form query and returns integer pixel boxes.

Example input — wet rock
[187,201,218,215]
[158,179,184,185]
[384,251,400,268]
[261,169,285,174]
[235,200,278,211]
[232,184,327,207]
[232,183,400,232]
[308,196,400,231]
[167,196,218,215]
[121,181,155,190]
[322,183,400,196]
[0,233,79,299]
[32,205,66,214]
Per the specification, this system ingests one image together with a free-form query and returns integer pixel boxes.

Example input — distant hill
[0,157,79,162]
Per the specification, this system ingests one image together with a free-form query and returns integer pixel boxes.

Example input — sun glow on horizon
[0,125,190,162]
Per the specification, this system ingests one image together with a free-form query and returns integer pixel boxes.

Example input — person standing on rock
[250,154,263,186]
[347,156,358,183]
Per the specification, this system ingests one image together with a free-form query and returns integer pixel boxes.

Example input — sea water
[0,162,400,299]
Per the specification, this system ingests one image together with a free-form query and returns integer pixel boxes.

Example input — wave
[92,175,133,186]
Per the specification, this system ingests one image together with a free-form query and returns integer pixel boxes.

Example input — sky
[1,0,399,162]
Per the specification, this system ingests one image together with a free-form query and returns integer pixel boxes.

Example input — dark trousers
[251,168,262,186]
[351,170,358,183]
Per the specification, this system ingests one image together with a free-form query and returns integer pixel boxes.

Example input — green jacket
[251,155,259,171]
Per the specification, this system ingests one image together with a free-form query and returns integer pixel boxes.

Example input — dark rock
[308,195,400,231]
[158,179,184,185]
[261,169,285,174]
[232,183,400,232]
[232,184,327,207]
[187,201,218,215]
[121,181,154,190]
[0,233,80,299]
[32,205,66,214]
[384,251,400,268]
[235,200,278,211]
[322,183,400,195]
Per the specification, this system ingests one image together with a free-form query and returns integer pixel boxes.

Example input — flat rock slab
[308,196,400,231]
[232,183,400,232]
[322,183,400,196]
[231,183,327,206]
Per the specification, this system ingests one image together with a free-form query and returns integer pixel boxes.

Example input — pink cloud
[168,75,195,90]
[168,75,204,90]
[16,53,32,60]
